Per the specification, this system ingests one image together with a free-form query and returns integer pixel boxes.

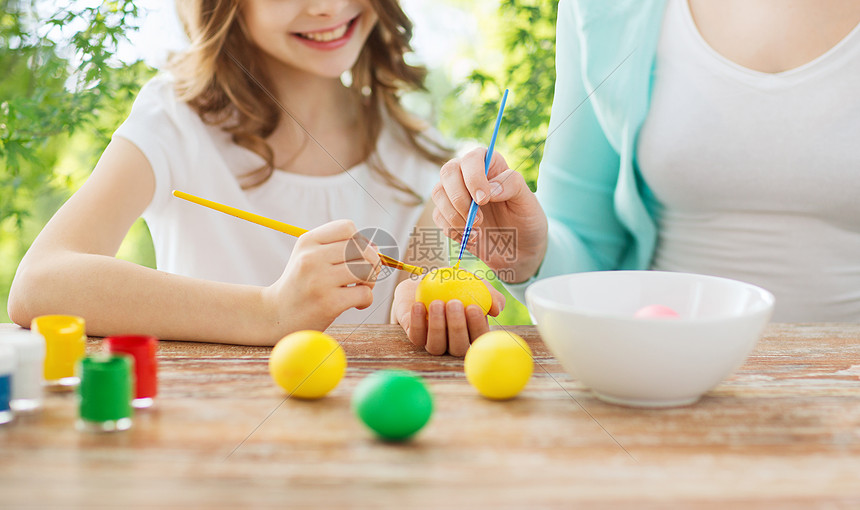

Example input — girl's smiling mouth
[292,15,360,47]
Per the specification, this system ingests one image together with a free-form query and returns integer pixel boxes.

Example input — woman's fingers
[487,168,529,203]
[465,305,491,340]
[445,300,471,357]
[484,280,506,317]
[432,183,468,231]
[408,302,428,347]
[394,278,426,346]
[425,299,495,355]
[439,160,473,221]
[459,148,509,205]
[431,206,448,232]
[396,272,501,356]
[425,300,448,355]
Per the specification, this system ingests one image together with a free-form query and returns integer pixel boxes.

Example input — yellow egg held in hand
[464,331,533,400]
[415,267,492,314]
[269,330,346,399]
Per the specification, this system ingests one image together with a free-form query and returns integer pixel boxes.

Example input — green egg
[352,370,433,441]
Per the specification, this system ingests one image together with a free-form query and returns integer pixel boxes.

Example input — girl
[422,0,860,329]
[8,0,503,346]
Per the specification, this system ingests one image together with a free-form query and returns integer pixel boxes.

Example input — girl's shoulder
[378,120,449,172]
[114,72,225,168]
[381,125,444,187]
[125,73,201,129]
[362,120,446,201]
[113,73,241,214]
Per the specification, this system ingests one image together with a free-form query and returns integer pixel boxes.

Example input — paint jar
[0,344,15,425]
[0,329,46,412]
[32,315,86,390]
[77,354,133,433]
[104,335,158,409]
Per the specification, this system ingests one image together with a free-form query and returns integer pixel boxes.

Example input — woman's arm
[531,0,630,277]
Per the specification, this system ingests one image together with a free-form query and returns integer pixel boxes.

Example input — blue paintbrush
[455,88,509,268]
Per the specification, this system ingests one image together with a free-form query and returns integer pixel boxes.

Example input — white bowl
[525,271,774,408]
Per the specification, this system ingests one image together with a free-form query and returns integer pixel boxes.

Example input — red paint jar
[103,335,158,409]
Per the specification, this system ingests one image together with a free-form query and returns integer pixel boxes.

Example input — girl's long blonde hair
[170,0,450,201]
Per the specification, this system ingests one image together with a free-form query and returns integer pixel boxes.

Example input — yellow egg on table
[464,331,533,400]
[268,330,346,399]
[415,267,492,314]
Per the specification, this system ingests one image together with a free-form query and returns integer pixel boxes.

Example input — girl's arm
[9,138,379,346]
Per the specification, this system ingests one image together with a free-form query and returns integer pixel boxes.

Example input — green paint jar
[77,354,133,432]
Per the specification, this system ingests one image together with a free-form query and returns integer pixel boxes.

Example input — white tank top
[637,0,860,322]
[114,75,440,325]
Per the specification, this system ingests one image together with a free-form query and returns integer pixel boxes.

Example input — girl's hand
[433,148,549,283]
[392,276,505,357]
[263,220,381,334]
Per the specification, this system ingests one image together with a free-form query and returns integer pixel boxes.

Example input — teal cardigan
[507,0,668,303]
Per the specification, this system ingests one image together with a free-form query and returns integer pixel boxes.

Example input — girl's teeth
[301,23,349,42]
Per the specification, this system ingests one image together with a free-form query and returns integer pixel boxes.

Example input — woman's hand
[432,148,549,283]
[263,219,381,334]
[392,275,505,357]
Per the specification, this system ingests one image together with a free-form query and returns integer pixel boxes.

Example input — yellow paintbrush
[173,190,425,276]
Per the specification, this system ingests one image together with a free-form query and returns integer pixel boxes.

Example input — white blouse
[114,75,440,325]
[637,0,860,321]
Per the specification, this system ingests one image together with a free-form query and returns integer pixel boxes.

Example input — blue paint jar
[0,344,15,425]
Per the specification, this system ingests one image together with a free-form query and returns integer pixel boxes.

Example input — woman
[408,0,860,351]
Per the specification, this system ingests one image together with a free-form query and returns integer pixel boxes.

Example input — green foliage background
[0,0,557,327]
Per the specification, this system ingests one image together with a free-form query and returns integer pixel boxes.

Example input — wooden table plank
[1,323,859,508]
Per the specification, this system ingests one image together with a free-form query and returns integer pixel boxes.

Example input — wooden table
[1,323,859,508]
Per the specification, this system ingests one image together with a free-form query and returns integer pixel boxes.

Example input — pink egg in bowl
[525,271,775,408]
[633,304,680,319]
